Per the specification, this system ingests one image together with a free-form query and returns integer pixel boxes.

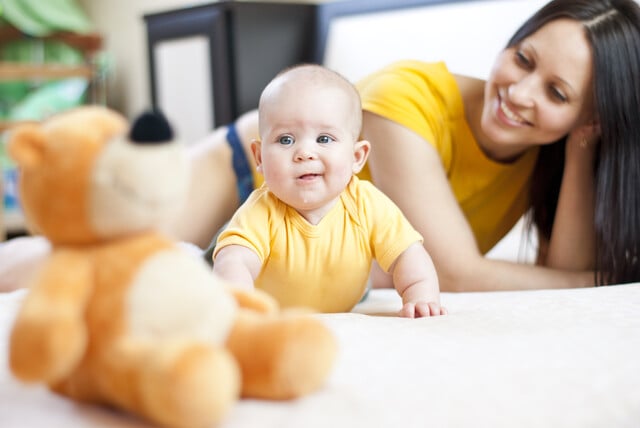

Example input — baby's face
[256,83,361,221]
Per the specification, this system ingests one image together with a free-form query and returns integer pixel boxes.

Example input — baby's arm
[213,244,262,290]
[391,242,446,318]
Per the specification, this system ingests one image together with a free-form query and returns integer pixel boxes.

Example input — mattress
[1,284,639,427]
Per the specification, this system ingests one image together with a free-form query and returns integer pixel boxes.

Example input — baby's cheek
[263,168,287,185]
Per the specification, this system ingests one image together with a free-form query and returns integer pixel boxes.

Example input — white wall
[324,0,549,82]
[79,0,217,117]
[80,0,552,118]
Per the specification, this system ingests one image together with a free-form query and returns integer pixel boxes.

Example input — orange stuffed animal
[7,106,337,428]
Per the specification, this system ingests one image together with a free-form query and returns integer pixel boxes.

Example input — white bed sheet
[1,285,640,428]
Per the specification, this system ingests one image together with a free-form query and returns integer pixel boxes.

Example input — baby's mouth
[298,173,321,180]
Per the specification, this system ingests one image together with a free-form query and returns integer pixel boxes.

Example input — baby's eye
[317,135,334,144]
[278,135,294,145]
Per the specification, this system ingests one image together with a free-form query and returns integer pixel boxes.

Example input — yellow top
[356,60,538,253]
[214,177,422,312]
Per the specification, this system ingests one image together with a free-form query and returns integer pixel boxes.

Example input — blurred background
[0,0,547,261]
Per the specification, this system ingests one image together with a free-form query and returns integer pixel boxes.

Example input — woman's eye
[515,50,532,68]
[549,85,568,103]
[317,135,333,144]
[278,135,294,145]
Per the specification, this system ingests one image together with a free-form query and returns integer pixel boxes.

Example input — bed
[2,283,640,428]
[2,0,640,425]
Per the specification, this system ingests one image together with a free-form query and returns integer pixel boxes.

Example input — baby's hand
[399,301,447,318]
[392,243,446,318]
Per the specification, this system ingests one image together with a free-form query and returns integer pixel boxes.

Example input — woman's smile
[498,96,531,126]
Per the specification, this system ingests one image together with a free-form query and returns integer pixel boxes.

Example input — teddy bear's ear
[129,109,174,144]
[7,124,47,168]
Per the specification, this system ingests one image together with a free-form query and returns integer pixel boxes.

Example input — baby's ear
[7,125,47,169]
[251,139,263,172]
[352,140,370,174]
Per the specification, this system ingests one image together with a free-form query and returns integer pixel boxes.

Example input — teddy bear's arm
[228,287,279,314]
[10,250,93,383]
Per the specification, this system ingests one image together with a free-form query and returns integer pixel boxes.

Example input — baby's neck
[294,197,340,225]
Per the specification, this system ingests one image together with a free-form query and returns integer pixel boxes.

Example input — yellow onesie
[213,177,422,312]
[356,60,538,253]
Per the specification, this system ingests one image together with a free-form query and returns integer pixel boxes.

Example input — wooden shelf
[0,30,105,133]
[0,62,94,79]
[0,27,102,53]
[0,30,106,240]
[0,29,102,81]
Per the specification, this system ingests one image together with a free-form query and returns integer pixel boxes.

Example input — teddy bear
[7,106,338,428]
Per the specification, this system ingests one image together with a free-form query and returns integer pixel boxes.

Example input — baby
[213,64,445,318]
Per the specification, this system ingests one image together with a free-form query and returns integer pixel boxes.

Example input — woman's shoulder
[358,60,486,93]
[357,60,473,114]
[357,60,453,90]
[452,74,486,102]
[357,60,475,145]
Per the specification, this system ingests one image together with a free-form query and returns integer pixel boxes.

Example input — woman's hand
[544,122,599,270]
[565,122,599,159]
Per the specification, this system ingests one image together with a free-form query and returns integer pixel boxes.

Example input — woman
[3,0,640,292]
[179,0,640,292]
[356,0,640,290]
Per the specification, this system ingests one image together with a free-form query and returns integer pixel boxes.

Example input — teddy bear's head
[8,106,188,245]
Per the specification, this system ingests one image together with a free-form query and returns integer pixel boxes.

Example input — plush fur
[7,106,337,428]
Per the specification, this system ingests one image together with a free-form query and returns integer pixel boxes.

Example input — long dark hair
[509,0,640,285]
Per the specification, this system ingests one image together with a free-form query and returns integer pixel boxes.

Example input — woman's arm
[362,112,593,292]
[544,128,598,270]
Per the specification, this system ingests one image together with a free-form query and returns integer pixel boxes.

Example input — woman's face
[481,18,595,158]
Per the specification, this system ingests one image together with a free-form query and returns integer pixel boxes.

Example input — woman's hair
[509,0,640,285]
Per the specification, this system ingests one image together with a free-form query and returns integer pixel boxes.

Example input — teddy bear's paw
[229,287,279,314]
[229,314,337,400]
[138,343,241,428]
[10,315,87,383]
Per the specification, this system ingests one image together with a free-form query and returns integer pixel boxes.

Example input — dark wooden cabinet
[143,0,457,131]
[145,1,314,127]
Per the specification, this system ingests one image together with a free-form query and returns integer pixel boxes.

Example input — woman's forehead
[524,19,593,95]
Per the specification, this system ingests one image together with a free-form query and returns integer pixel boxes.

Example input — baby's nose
[294,142,317,161]
[296,151,318,161]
